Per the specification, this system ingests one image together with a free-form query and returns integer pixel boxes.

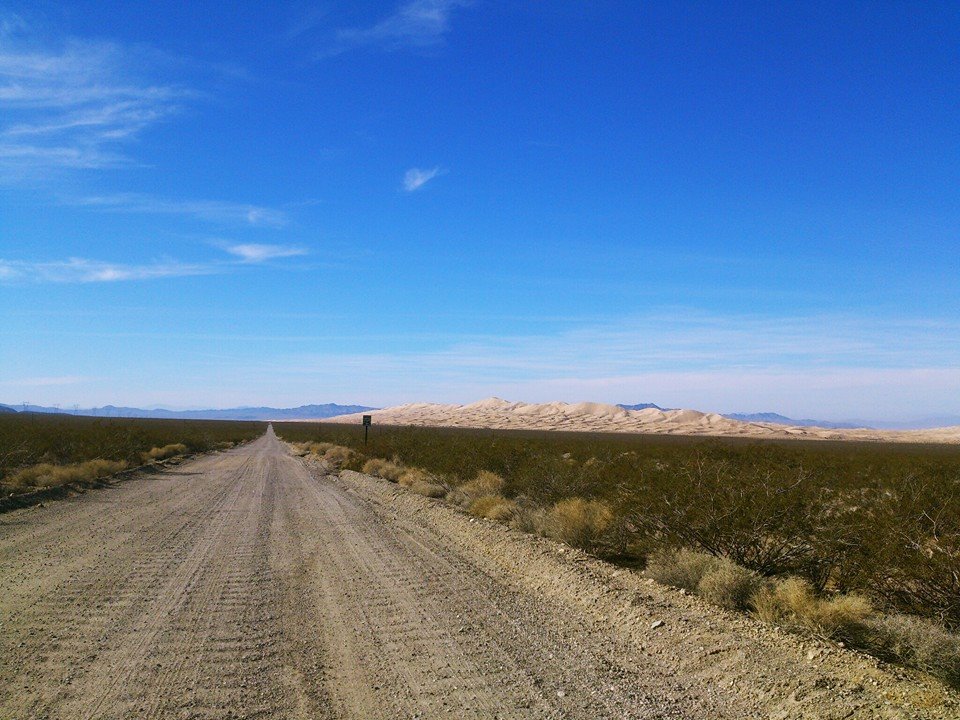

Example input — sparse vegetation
[0,413,265,496]
[542,497,615,554]
[753,577,873,643]
[142,443,188,462]
[276,420,960,686]
[6,459,129,490]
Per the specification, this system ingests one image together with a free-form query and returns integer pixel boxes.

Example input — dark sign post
[362,415,372,445]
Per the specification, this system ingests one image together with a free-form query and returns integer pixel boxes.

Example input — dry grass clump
[543,497,613,553]
[645,548,763,610]
[698,558,764,611]
[459,470,505,498]
[397,467,432,487]
[141,443,188,462]
[753,577,872,643]
[7,459,128,490]
[361,458,404,482]
[468,495,518,522]
[646,548,718,592]
[322,445,356,466]
[410,480,447,498]
[865,614,960,688]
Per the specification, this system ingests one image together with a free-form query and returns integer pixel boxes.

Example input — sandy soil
[1,428,957,719]
[325,397,960,443]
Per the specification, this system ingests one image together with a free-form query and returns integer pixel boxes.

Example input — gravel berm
[1,427,956,719]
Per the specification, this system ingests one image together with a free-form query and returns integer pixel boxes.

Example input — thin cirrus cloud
[0,244,308,284]
[329,0,468,54]
[222,243,308,263]
[73,193,288,227]
[0,257,212,284]
[0,28,186,174]
[403,166,443,191]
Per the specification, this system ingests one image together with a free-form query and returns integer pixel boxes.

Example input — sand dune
[324,397,960,443]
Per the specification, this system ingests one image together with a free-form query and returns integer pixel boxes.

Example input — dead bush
[362,458,404,482]
[398,467,434,488]
[410,480,447,498]
[141,443,188,462]
[322,445,356,466]
[7,459,128,490]
[698,558,764,611]
[865,614,960,688]
[645,548,718,593]
[459,470,505,499]
[468,495,517,522]
[646,548,761,610]
[543,497,613,553]
[753,577,873,643]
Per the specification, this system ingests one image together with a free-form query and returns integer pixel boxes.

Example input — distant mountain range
[2,400,956,430]
[723,412,864,430]
[0,403,376,421]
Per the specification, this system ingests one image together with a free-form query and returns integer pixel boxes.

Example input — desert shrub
[6,459,128,489]
[445,487,470,507]
[844,475,960,628]
[753,577,873,643]
[322,445,356,466]
[459,470,505,499]
[645,547,763,610]
[698,558,764,611]
[141,443,188,462]
[468,494,517,522]
[543,497,614,553]
[273,421,960,628]
[645,548,718,592]
[398,467,435,487]
[410,480,447,498]
[865,613,960,688]
[625,460,852,589]
[362,458,404,482]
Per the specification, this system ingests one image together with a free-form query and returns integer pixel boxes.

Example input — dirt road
[1,428,956,719]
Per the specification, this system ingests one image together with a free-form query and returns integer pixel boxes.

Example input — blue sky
[1,1,958,420]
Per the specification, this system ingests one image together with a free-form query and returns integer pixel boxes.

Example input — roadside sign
[362,415,372,444]
[362,415,372,426]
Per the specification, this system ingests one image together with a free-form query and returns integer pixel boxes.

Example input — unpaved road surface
[1,429,957,719]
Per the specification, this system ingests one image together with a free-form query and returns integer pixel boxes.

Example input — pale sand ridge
[323,397,960,443]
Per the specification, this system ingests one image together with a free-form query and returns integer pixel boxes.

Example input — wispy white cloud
[0,257,212,284]
[334,0,468,54]
[222,243,308,263]
[252,312,960,418]
[72,193,288,227]
[403,166,443,191]
[0,33,186,174]
[0,242,310,284]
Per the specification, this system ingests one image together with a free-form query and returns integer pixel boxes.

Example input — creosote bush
[274,421,960,686]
